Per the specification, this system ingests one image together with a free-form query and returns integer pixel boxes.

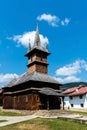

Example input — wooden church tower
[3,24,63,110]
[25,24,50,74]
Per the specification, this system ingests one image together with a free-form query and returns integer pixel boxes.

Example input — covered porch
[38,87,64,110]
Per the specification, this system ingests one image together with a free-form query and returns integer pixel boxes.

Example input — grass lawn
[69,110,87,115]
[0,109,25,116]
[0,118,87,130]
[0,120,7,123]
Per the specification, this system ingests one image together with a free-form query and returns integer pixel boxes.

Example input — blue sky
[0,0,87,87]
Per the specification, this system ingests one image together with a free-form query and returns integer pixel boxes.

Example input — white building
[63,85,87,109]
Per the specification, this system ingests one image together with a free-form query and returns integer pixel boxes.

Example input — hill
[60,82,87,90]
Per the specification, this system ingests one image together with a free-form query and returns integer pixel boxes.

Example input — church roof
[4,72,61,88]
[39,87,64,96]
[25,46,50,57]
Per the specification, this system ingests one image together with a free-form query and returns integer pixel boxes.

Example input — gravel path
[0,115,37,127]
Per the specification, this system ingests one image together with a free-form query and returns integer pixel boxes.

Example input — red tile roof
[62,85,87,96]
[62,86,81,94]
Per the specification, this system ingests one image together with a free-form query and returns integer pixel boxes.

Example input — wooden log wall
[3,95,13,109]
[3,93,42,110]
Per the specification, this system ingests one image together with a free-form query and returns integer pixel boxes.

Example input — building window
[79,95,83,99]
[30,56,33,62]
[70,96,73,100]
[40,55,43,61]
[31,57,32,62]
[36,95,39,101]
[71,104,73,107]
[81,104,84,107]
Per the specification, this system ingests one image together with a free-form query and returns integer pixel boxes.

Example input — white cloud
[56,60,82,76]
[37,13,59,27]
[54,59,87,83]
[8,31,49,48]
[0,73,19,88]
[80,60,87,70]
[37,13,70,27]
[64,75,80,82]
[54,76,80,84]
[61,18,70,26]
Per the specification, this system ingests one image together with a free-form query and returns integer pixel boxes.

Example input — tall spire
[44,41,48,50]
[28,39,31,52]
[34,23,41,48]
[25,24,50,75]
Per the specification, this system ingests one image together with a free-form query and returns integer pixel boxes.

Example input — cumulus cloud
[0,73,19,88]
[7,31,49,48]
[61,18,70,26]
[54,76,80,84]
[37,14,59,27]
[37,13,70,27]
[54,59,87,83]
[56,60,81,76]
[80,60,87,70]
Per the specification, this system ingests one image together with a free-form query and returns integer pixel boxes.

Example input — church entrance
[40,95,61,110]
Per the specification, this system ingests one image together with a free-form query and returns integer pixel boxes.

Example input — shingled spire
[28,39,31,52]
[34,23,41,48]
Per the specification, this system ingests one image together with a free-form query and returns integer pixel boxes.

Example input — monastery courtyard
[0,109,87,127]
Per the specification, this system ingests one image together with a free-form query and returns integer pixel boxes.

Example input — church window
[36,95,39,101]
[40,55,43,61]
[31,56,32,62]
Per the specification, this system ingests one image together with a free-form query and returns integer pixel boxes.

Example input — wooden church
[3,25,64,110]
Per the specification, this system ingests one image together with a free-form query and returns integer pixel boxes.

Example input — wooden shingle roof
[4,72,61,88]
[39,87,64,96]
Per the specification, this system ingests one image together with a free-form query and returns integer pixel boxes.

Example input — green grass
[0,118,87,130]
[0,120,7,123]
[70,110,87,115]
[0,109,25,116]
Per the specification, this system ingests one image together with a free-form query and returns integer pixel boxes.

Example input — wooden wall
[3,93,61,110]
[3,95,13,109]
[3,93,41,110]
[28,63,48,74]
